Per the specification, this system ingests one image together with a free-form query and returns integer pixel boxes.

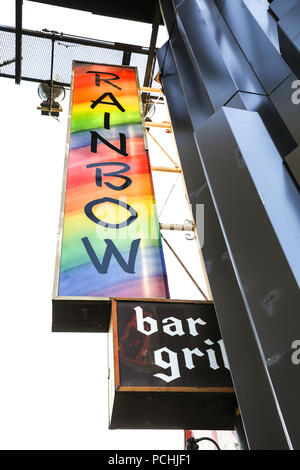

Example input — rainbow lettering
[55,62,169,299]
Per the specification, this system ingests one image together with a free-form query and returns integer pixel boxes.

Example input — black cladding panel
[278,2,300,79]
[214,0,291,93]
[27,0,162,24]
[158,0,300,449]
[270,0,300,19]
[157,42,290,449]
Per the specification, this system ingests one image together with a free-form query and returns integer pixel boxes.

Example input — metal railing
[0,25,158,87]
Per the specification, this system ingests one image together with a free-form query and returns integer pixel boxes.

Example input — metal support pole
[146,121,172,129]
[122,50,131,66]
[160,222,194,231]
[143,4,161,88]
[161,233,209,300]
[141,87,163,94]
[146,129,178,167]
[49,34,55,113]
[151,166,181,173]
[15,0,23,84]
[234,410,249,450]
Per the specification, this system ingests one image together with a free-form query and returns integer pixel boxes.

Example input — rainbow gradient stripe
[56,62,169,299]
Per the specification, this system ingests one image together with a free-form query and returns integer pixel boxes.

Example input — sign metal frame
[52,61,169,331]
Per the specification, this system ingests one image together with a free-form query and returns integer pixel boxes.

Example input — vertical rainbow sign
[53,62,169,302]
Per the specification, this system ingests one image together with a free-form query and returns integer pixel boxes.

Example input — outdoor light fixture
[37,81,65,117]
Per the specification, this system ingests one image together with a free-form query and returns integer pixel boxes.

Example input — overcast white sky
[0,1,213,450]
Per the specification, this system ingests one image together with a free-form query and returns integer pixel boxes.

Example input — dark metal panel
[195,106,300,448]
[157,42,289,449]
[278,2,300,79]
[214,0,291,93]
[269,0,299,20]
[175,0,237,110]
[234,413,249,450]
[159,0,177,34]
[226,91,297,158]
[110,391,235,429]
[192,0,265,95]
[286,147,300,188]
[28,0,163,24]
[52,298,111,332]
[170,33,214,130]
[242,0,280,50]
[270,74,300,148]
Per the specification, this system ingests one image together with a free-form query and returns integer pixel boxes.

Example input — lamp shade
[38,81,65,102]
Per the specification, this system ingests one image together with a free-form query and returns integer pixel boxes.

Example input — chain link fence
[0,26,155,86]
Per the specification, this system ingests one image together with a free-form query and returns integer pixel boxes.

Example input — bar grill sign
[109,300,236,429]
[53,62,169,330]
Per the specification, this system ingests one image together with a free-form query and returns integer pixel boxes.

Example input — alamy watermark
[93,198,205,247]
[291,340,300,365]
[291,80,300,105]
